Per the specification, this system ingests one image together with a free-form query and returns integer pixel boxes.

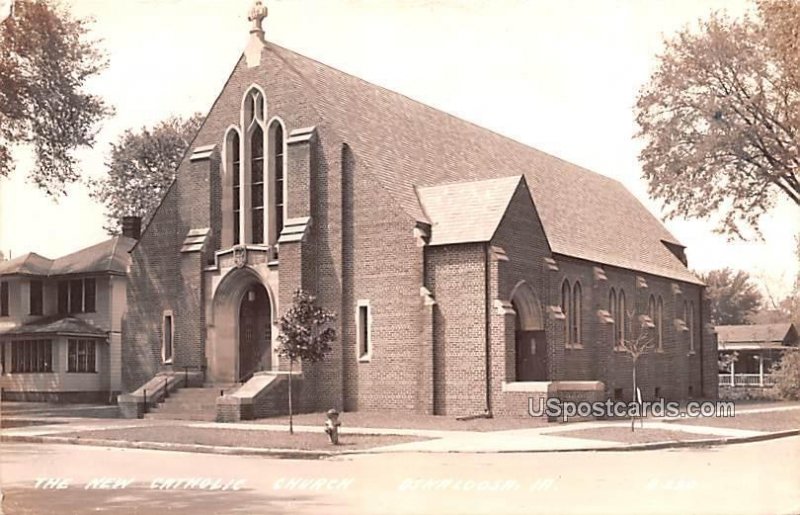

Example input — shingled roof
[0,316,107,338]
[716,323,799,349]
[0,236,135,277]
[417,176,524,246]
[265,44,701,284]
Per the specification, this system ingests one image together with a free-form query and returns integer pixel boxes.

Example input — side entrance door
[516,330,548,381]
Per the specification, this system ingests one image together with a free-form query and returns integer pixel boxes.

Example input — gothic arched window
[250,125,265,245]
[608,288,617,346]
[617,290,626,348]
[229,131,241,245]
[572,282,582,346]
[561,280,571,346]
[269,120,285,244]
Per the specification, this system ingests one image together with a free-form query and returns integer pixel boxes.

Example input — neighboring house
[717,323,799,387]
[0,223,138,402]
[121,3,716,421]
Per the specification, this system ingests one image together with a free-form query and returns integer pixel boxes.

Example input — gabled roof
[0,316,107,338]
[265,44,702,284]
[417,176,523,246]
[0,237,135,278]
[716,323,799,346]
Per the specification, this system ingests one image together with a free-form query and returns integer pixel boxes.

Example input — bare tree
[616,308,656,430]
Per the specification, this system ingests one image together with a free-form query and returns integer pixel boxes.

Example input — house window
[68,339,96,373]
[617,290,626,347]
[270,121,285,242]
[356,301,371,361]
[0,281,8,316]
[69,279,83,314]
[230,131,242,245]
[58,279,95,314]
[251,125,265,245]
[58,281,69,314]
[1,342,5,374]
[561,280,571,346]
[29,280,43,316]
[608,288,617,345]
[572,282,582,346]
[10,340,52,373]
[84,278,96,313]
[162,311,174,363]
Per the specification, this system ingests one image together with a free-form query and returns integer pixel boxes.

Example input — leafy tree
[89,114,203,233]
[770,349,800,400]
[0,0,111,196]
[616,308,656,431]
[276,289,337,434]
[699,268,763,325]
[635,0,800,238]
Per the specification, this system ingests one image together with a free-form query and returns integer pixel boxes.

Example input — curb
[3,428,799,458]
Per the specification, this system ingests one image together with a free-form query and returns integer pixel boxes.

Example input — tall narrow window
[69,279,83,314]
[29,280,43,316]
[357,301,371,361]
[231,132,241,245]
[84,278,96,313]
[656,296,664,351]
[561,280,571,346]
[0,281,8,316]
[272,123,285,241]
[608,288,616,346]
[162,312,174,363]
[686,301,695,353]
[57,281,69,314]
[572,282,582,346]
[617,290,626,347]
[251,126,265,245]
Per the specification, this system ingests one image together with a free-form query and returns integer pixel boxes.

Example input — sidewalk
[3,403,799,456]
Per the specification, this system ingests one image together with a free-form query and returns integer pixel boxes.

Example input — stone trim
[277,216,312,244]
[189,144,217,162]
[286,126,317,145]
[181,228,211,253]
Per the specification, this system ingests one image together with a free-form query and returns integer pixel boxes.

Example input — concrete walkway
[3,402,798,454]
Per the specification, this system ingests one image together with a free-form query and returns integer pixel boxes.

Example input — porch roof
[0,316,107,339]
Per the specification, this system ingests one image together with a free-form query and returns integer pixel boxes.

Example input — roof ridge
[268,42,619,182]
[267,43,422,225]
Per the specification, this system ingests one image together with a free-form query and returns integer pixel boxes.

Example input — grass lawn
[672,409,800,432]
[57,426,427,451]
[547,427,711,444]
[254,412,551,432]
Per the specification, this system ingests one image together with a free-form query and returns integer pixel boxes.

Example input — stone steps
[144,386,236,422]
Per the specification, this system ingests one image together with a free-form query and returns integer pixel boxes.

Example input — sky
[0,0,798,300]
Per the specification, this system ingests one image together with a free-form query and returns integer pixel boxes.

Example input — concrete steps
[144,386,235,422]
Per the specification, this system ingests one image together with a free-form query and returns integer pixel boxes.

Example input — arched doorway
[237,284,271,382]
[209,267,276,384]
[511,282,547,381]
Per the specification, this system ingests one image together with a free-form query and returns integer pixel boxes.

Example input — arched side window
[561,280,571,346]
[250,125,265,245]
[572,282,582,346]
[617,290,626,348]
[226,130,242,245]
[608,288,617,346]
[656,296,664,351]
[268,120,285,244]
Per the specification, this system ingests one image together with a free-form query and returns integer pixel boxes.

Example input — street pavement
[2,436,799,514]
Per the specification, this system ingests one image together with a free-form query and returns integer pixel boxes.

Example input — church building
[121,2,717,420]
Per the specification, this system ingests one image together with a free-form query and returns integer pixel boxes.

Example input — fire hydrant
[324,409,341,445]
